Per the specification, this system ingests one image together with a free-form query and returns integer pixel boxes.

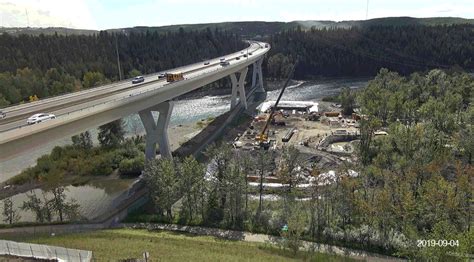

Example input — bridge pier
[252,58,265,93]
[230,67,249,109]
[139,101,174,161]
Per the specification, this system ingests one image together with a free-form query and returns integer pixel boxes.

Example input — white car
[0,111,5,119]
[132,76,145,84]
[27,113,56,125]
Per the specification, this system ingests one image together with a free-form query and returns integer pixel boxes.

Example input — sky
[1,0,473,30]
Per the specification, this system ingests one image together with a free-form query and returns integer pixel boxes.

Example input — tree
[358,117,381,166]
[278,146,301,191]
[340,87,355,116]
[178,156,204,224]
[49,187,80,222]
[0,93,10,107]
[143,158,179,221]
[2,197,20,224]
[255,149,273,217]
[98,119,125,147]
[21,192,51,223]
[223,160,246,229]
[267,53,293,80]
[237,151,253,217]
[82,71,109,89]
[71,131,93,150]
[282,201,308,255]
[205,143,233,223]
[128,69,142,78]
[14,68,45,100]
[28,94,39,102]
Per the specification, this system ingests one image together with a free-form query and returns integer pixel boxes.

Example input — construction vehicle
[166,72,184,82]
[255,61,298,149]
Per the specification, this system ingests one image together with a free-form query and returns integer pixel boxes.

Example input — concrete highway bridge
[0,41,269,161]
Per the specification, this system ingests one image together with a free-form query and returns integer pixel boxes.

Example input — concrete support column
[230,67,249,109]
[252,58,265,93]
[139,100,174,161]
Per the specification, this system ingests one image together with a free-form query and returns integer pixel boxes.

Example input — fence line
[0,239,92,261]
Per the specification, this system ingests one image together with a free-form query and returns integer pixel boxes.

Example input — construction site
[234,99,363,180]
[227,67,375,191]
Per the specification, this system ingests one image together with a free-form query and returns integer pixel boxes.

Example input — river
[0,78,368,223]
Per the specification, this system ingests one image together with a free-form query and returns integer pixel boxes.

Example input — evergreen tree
[71,131,93,150]
[98,119,125,147]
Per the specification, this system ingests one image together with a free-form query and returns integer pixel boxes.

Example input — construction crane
[255,61,298,149]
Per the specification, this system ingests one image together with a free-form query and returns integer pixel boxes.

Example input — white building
[258,100,319,114]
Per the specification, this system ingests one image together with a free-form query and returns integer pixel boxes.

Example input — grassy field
[10,229,357,261]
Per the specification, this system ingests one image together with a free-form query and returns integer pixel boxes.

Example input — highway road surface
[0,41,269,160]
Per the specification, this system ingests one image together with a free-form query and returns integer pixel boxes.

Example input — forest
[266,24,474,79]
[0,28,244,106]
[135,69,473,260]
[1,24,474,106]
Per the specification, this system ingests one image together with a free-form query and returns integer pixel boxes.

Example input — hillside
[9,228,356,261]
[0,27,97,36]
[295,16,474,29]
[1,17,473,37]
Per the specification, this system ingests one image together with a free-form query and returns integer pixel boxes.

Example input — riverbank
[0,121,205,196]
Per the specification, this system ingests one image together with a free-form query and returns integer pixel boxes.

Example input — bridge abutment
[139,101,174,161]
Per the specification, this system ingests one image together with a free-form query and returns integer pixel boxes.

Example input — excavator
[255,61,298,149]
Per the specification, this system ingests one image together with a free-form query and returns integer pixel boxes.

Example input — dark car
[132,76,145,84]
[0,111,5,119]
[220,58,230,66]
[204,61,210,65]
[249,52,253,55]
[236,56,240,60]
[243,54,247,57]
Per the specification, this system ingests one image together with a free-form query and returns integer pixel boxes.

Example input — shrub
[90,154,114,176]
[7,170,36,185]
[119,156,144,177]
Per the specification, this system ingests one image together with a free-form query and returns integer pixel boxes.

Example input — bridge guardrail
[0,44,261,112]
[0,47,268,135]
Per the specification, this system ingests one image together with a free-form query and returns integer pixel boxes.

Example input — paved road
[0,42,264,133]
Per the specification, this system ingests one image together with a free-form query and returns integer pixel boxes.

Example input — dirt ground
[237,112,358,149]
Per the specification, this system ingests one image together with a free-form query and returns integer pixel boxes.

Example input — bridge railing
[1,50,266,134]
[1,43,262,113]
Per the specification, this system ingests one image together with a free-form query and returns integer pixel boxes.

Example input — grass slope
[10,229,357,261]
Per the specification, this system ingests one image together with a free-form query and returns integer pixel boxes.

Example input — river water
[0,78,368,223]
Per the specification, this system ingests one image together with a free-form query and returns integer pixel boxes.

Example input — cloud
[0,0,97,29]
[2,0,472,30]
